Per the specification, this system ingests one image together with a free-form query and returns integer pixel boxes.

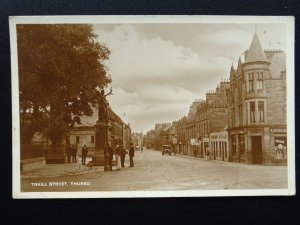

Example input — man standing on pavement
[129,143,135,167]
[81,144,88,164]
[120,145,126,167]
[71,144,77,163]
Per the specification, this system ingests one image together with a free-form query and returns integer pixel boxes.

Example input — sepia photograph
[10,16,295,198]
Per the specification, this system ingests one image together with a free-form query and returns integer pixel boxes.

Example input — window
[231,108,235,126]
[239,104,243,125]
[248,73,254,91]
[239,135,245,158]
[76,136,80,144]
[250,101,255,122]
[232,136,237,158]
[91,136,95,143]
[258,101,264,122]
[257,72,263,90]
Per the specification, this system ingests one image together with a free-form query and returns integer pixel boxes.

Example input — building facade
[227,33,287,165]
[195,81,230,158]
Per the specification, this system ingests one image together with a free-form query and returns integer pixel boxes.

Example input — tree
[17,24,111,151]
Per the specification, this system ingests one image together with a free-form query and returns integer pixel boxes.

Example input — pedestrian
[106,144,114,171]
[65,143,71,163]
[81,144,88,164]
[120,145,126,167]
[206,149,210,159]
[129,143,135,167]
[114,145,121,170]
[71,144,77,163]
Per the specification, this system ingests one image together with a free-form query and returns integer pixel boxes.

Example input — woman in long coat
[115,145,121,170]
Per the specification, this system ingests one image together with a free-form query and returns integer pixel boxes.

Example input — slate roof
[245,32,269,63]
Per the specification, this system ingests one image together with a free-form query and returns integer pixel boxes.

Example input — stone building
[176,116,187,155]
[227,32,287,165]
[69,105,131,155]
[186,100,202,156]
[195,81,230,158]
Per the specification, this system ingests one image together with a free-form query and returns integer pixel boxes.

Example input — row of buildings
[144,32,287,165]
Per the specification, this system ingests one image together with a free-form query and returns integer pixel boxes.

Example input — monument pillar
[92,121,111,166]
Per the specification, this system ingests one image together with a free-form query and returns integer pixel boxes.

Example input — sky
[92,23,286,133]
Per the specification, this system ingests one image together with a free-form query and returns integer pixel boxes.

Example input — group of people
[105,143,135,171]
[65,144,89,164]
[65,144,79,163]
[65,142,136,170]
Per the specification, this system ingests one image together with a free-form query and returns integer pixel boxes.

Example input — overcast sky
[92,23,286,133]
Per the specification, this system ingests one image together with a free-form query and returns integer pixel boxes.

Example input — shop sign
[210,134,218,140]
[203,138,210,142]
[211,105,227,108]
[270,128,287,133]
[190,139,201,145]
[219,133,227,139]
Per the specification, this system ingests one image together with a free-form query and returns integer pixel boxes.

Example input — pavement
[21,157,104,178]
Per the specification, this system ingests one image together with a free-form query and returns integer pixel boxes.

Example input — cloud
[93,23,286,132]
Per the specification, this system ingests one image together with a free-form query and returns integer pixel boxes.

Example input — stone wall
[266,78,286,124]
[21,157,46,173]
[209,107,228,132]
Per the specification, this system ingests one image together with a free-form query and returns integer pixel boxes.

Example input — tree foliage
[17,24,111,149]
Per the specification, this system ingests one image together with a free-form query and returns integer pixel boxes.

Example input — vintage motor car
[162,144,172,155]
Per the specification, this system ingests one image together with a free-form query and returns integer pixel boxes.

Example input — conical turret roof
[245,33,268,63]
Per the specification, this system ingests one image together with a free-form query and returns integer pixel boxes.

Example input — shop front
[210,131,229,161]
[229,126,287,165]
[202,137,210,159]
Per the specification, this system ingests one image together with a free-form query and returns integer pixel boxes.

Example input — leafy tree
[17,24,111,152]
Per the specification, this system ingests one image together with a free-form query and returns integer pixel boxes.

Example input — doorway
[252,136,262,164]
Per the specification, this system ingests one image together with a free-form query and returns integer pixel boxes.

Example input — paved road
[21,149,287,192]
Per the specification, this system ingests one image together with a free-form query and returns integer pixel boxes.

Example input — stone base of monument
[45,153,66,164]
[91,150,105,166]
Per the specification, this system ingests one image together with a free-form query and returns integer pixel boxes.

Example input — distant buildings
[69,105,131,153]
[144,32,287,166]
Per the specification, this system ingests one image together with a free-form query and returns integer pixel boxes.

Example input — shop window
[258,101,264,122]
[76,136,80,144]
[250,101,255,122]
[91,136,95,143]
[274,137,287,159]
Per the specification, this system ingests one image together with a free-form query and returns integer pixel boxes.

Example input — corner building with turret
[227,33,287,165]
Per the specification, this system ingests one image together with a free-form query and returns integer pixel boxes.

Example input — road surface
[21,149,288,192]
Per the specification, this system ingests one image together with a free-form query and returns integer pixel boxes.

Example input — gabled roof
[245,32,269,63]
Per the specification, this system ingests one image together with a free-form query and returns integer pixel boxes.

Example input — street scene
[21,149,287,192]
[11,16,293,196]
